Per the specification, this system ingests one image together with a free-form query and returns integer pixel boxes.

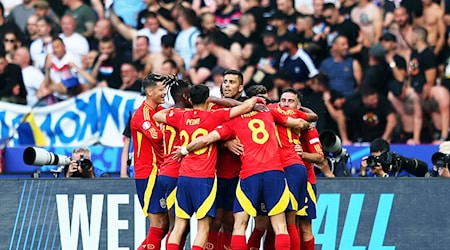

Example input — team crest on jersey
[142,121,151,130]
[160,198,167,209]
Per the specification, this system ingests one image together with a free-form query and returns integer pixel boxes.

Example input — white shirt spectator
[175,27,200,70]
[22,66,44,107]
[30,38,53,71]
[59,32,90,59]
[137,27,167,53]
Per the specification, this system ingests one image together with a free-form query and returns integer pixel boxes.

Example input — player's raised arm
[208,96,242,108]
[299,106,318,122]
[153,109,172,124]
[229,97,259,118]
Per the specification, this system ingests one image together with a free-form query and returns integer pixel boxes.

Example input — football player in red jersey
[131,74,168,250]
[178,101,310,250]
[154,85,260,250]
[154,79,192,249]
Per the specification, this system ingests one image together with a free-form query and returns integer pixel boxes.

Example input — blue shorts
[175,176,217,219]
[147,175,178,213]
[297,182,317,219]
[234,170,289,217]
[216,177,239,211]
[284,164,308,212]
[135,166,158,217]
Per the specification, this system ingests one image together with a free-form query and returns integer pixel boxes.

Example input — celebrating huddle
[131,71,325,250]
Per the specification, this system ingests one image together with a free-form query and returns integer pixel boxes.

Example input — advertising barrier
[1,144,440,175]
[1,179,449,250]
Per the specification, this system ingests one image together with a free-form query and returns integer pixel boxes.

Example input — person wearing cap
[431,141,450,178]
[279,32,319,91]
[381,32,422,145]
[360,43,390,97]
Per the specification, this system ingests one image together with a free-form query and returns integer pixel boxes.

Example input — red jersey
[300,127,324,184]
[209,103,241,179]
[166,108,231,178]
[130,101,164,178]
[268,104,308,167]
[159,108,185,178]
[216,110,288,179]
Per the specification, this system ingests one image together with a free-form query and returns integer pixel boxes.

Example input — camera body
[431,152,450,168]
[76,155,92,171]
[367,151,396,169]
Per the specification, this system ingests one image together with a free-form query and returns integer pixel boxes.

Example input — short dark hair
[142,73,167,89]
[162,59,177,69]
[323,2,337,11]
[246,85,267,98]
[136,35,149,44]
[170,79,191,101]
[360,86,377,97]
[161,33,176,47]
[52,36,65,45]
[223,69,243,85]
[281,88,302,103]
[189,84,210,105]
[314,72,330,89]
[143,11,158,20]
[179,7,197,26]
[370,138,390,153]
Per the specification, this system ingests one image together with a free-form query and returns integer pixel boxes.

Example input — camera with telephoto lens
[76,154,92,171]
[366,150,429,177]
[319,130,350,176]
[23,146,71,166]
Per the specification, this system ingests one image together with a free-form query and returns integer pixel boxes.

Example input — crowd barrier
[1,178,449,250]
[1,144,440,176]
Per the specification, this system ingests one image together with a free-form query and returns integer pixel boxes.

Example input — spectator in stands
[239,42,258,87]
[230,13,258,57]
[320,35,362,98]
[322,3,363,56]
[361,44,391,98]
[431,141,450,178]
[267,10,289,40]
[137,0,176,33]
[2,31,21,63]
[7,0,35,34]
[416,0,446,56]
[79,49,98,88]
[92,18,132,61]
[110,10,167,54]
[303,73,348,144]
[388,6,414,62]
[59,14,89,60]
[30,16,54,71]
[214,0,241,36]
[206,30,239,70]
[207,66,225,98]
[12,47,45,107]
[239,0,266,36]
[33,1,61,34]
[342,87,397,144]
[91,38,125,89]
[0,50,27,105]
[272,69,292,100]
[119,63,143,92]
[63,0,96,38]
[132,36,151,79]
[296,15,327,65]
[380,33,422,145]
[0,2,23,43]
[23,15,39,47]
[200,12,217,34]
[188,34,216,85]
[174,6,201,70]
[350,0,383,47]
[143,33,185,76]
[276,0,302,31]
[42,37,84,101]
[64,147,95,178]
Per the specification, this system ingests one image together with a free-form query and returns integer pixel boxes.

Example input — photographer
[431,141,450,178]
[64,147,95,178]
[360,138,429,178]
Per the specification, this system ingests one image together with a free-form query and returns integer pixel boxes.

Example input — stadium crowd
[2,0,450,145]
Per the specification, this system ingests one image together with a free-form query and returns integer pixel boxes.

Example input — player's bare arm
[153,109,172,124]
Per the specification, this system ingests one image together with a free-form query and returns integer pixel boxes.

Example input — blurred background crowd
[1,0,450,146]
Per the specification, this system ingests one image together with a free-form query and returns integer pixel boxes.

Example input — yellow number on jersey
[180,128,210,155]
[248,119,269,144]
